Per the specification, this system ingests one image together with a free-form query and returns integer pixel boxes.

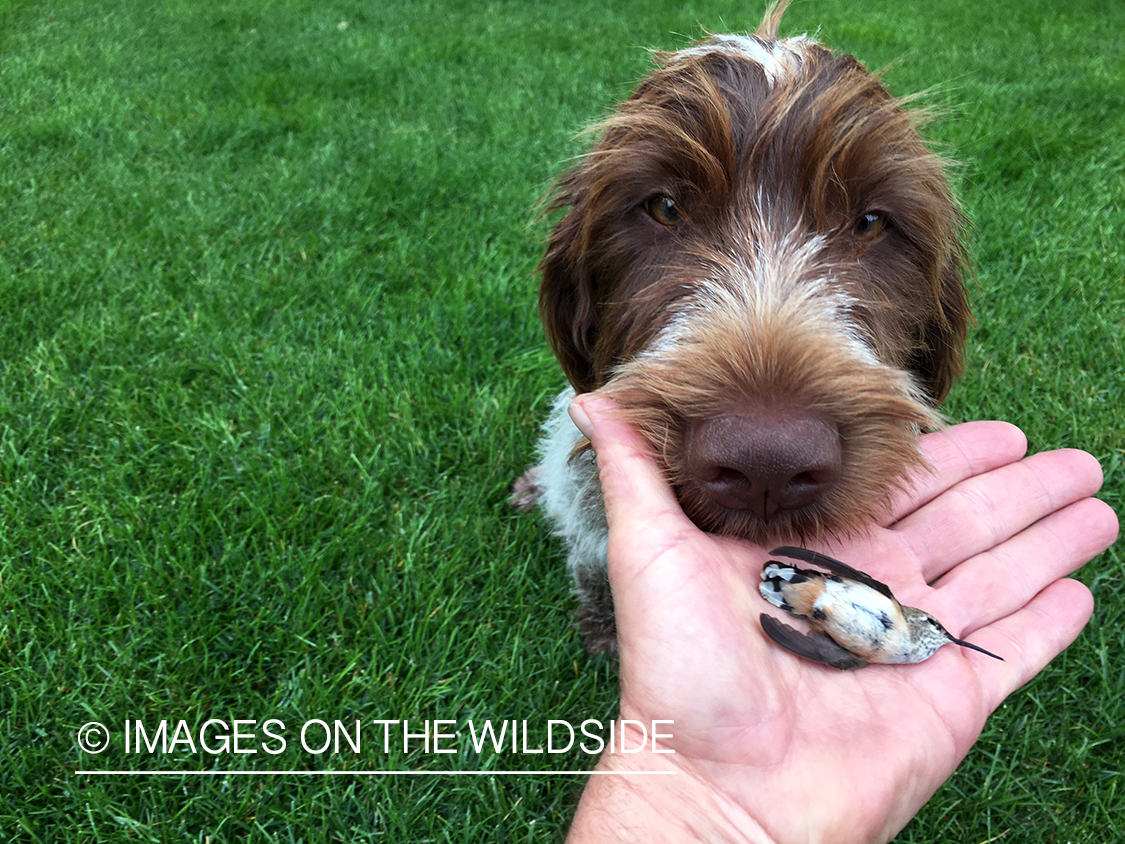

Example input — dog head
[539,2,970,543]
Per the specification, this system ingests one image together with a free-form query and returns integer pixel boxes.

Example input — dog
[513,0,971,654]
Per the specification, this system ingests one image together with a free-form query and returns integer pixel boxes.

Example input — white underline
[77,770,676,776]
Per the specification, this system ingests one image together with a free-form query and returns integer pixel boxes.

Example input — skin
[564,394,1119,844]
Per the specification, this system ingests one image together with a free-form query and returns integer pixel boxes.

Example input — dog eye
[853,212,887,241]
[645,196,683,227]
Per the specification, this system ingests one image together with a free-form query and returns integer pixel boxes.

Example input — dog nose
[685,411,841,518]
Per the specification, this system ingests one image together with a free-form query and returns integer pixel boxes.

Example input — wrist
[567,720,777,844]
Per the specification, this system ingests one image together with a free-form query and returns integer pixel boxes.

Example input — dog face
[538,14,970,544]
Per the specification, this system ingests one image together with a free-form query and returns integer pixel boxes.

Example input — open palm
[568,395,1118,844]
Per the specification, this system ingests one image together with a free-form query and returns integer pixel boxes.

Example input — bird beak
[950,637,1003,661]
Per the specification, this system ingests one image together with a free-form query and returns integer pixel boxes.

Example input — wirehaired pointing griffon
[513,0,971,653]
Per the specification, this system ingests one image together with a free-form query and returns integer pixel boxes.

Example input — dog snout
[685,411,842,519]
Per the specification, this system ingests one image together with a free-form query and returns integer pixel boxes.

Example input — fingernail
[568,397,593,439]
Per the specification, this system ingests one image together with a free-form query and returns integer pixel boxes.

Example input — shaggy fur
[516,1,971,654]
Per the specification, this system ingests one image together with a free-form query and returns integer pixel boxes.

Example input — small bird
[759,546,1004,670]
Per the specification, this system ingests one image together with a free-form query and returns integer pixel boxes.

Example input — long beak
[950,637,1004,661]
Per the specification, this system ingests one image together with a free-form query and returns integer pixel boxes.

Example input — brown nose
[685,411,841,519]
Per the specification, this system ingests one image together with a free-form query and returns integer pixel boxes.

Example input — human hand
[565,394,1118,844]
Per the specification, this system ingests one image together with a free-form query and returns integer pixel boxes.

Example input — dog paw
[509,467,542,511]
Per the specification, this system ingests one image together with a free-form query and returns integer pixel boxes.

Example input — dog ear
[912,259,972,405]
[538,193,602,394]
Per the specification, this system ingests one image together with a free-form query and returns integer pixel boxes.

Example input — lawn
[0,0,1121,840]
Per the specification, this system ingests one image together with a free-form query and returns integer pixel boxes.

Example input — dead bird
[759,546,1003,670]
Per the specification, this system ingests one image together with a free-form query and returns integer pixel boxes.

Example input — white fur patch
[533,389,609,581]
[640,225,882,370]
[673,34,817,87]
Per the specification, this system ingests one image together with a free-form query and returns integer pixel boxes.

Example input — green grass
[0,0,1121,840]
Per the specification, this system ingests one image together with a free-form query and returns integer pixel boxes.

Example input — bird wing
[769,546,896,601]
[759,613,869,671]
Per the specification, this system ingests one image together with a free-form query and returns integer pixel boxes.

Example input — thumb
[568,393,688,536]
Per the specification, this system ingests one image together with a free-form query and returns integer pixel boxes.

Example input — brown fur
[527,1,971,651]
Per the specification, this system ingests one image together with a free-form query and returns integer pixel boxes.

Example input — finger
[893,448,1105,582]
[571,395,753,654]
[969,577,1096,714]
[880,421,1028,526]
[926,497,1119,634]
[569,393,688,536]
